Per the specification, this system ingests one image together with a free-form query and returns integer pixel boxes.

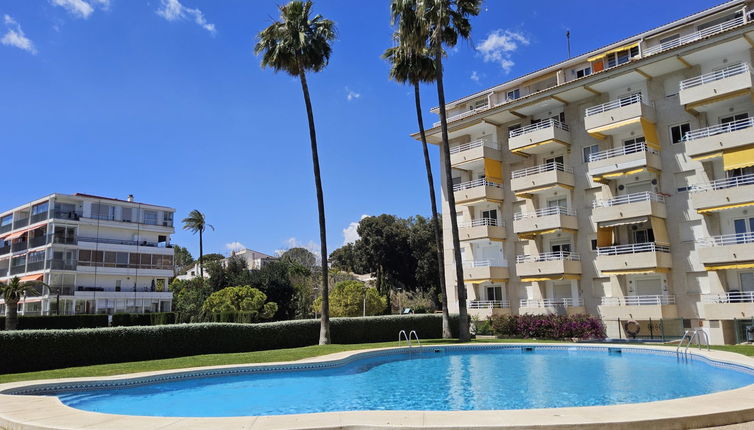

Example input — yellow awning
[599,216,648,228]
[510,139,568,154]
[704,262,754,271]
[641,118,660,150]
[650,216,669,246]
[587,117,641,137]
[601,268,670,275]
[723,145,754,171]
[521,274,581,282]
[587,42,639,62]
[697,201,754,214]
[691,152,723,162]
[597,226,614,247]
[467,278,508,284]
[517,228,566,239]
[595,167,658,182]
[484,159,503,183]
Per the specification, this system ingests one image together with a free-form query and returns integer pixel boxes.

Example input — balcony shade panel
[510,139,569,155]
[650,216,670,246]
[467,278,508,284]
[597,227,615,247]
[586,42,639,62]
[518,228,577,240]
[640,119,660,149]
[691,151,723,162]
[520,274,581,282]
[4,228,34,241]
[599,216,648,228]
[704,262,754,271]
[697,201,754,214]
[19,274,43,282]
[484,159,503,183]
[723,145,754,171]
[601,268,670,275]
[593,167,659,183]
[515,184,574,199]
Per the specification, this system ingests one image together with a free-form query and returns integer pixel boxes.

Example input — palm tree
[382,41,451,338]
[255,0,336,345]
[182,209,215,279]
[1,277,43,330]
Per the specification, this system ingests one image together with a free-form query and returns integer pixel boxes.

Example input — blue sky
[1,0,718,259]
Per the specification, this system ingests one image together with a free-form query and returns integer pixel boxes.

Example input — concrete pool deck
[0,343,753,430]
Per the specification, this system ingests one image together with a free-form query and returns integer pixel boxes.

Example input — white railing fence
[449,137,499,154]
[585,93,643,117]
[680,63,752,90]
[588,142,657,162]
[458,218,504,229]
[469,300,510,309]
[601,295,676,306]
[592,191,665,208]
[696,231,754,247]
[683,116,754,142]
[462,259,505,268]
[701,291,754,304]
[513,206,576,220]
[452,178,502,192]
[689,173,754,193]
[596,242,670,256]
[511,162,573,179]
[519,297,584,307]
[643,16,745,57]
[434,101,491,127]
[509,118,570,138]
[516,251,580,263]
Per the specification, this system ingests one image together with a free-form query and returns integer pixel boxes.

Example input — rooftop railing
[679,62,752,90]
[690,173,754,193]
[585,93,643,117]
[509,118,569,138]
[516,251,580,263]
[683,116,754,142]
[511,162,573,179]
[452,178,502,192]
[469,300,510,309]
[458,218,503,229]
[588,142,657,162]
[449,137,498,154]
[601,295,675,306]
[643,16,745,57]
[520,297,583,307]
[433,102,490,127]
[513,206,576,221]
[592,191,665,208]
[701,291,754,304]
[596,242,670,256]
[695,232,754,247]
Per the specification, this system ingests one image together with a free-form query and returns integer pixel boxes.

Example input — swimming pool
[24,345,754,418]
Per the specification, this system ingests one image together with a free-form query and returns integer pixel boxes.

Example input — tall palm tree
[382,41,451,338]
[1,277,43,330]
[182,209,214,279]
[255,0,336,345]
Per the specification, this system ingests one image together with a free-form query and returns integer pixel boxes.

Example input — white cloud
[470,70,480,82]
[2,15,36,55]
[225,241,246,253]
[476,29,529,73]
[343,215,368,245]
[50,0,109,19]
[346,87,360,102]
[157,0,216,35]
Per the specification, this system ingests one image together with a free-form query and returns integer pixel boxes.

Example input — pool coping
[0,343,752,429]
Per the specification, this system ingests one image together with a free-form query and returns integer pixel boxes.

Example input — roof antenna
[566,30,572,59]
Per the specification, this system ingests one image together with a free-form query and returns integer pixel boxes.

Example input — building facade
[0,193,175,316]
[175,248,278,281]
[420,1,754,344]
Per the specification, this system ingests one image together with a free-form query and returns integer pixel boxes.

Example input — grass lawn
[0,338,751,384]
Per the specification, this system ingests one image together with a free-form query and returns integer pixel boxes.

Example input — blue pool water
[48,346,754,417]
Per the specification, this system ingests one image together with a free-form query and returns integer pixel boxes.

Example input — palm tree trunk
[5,299,18,330]
[199,229,204,279]
[298,65,330,345]
[434,47,470,342]
[413,82,451,339]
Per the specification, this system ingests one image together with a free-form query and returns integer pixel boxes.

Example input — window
[508,124,521,135]
[143,210,157,225]
[547,198,567,209]
[91,203,113,221]
[670,123,691,144]
[0,215,11,227]
[121,207,132,222]
[551,242,571,253]
[486,285,503,301]
[575,67,591,78]
[740,272,754,292]
[623,136,646,153]
[727,166,754,179]
[470,98,488,110]
[720,113,749,132]
[591,239,598,250]
[115,280,122,292]
[481,209,498,223]
[634,278,661,296]
[163,212,173,227]
[583,144,599,162]
[733,217,754,243]
[605,46,639,68]
[545,155,564,170]
[31,202,48,215]
[633,228,655,244]
[506,89,520,101]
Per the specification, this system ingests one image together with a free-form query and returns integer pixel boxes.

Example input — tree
[313,280,386,317]
[248,261,297,320]
[255,0,336,345]
[356,215,415,300]
[170,277,212,322]
[181,210,214,279]
[202,286,277,320]
[172,245,194,275]
[1,277,42,330]
[280,247,317,269]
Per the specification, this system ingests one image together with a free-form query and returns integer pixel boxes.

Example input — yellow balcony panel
[592,192,667,224]
[587,144,662,182]
[519,298,585,316]
[595,243,672,274]
[459,219,506,242]
[510,163,575,196]
[685,119,754,160]
[691,178,754,214]
[513,207,578,237]
[462,262,509,282]
[679,63,754,112]
[598,295,678,320]
[696,234,754,267]
[515,253,581,279]
[453,179,503,204]
[584,94,656,138]
[450,138,501,167]
[701,292,754,319]
[508,119,571,155]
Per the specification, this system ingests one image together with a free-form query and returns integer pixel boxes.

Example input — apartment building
[0,193,175,316]
[176,248,278,281]
[419,0,754,344]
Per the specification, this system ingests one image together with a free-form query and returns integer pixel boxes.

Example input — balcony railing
[13,217,29,229]
[0,224,11,234]
[511,162,573,179]
[462,259,503,268]
[51,235,77,245]
[53,210,82,220]
[458,218,503,228]
[520,297,584,307]
[450,137,499,154]
[516,251,580,263]
[29,212,49,224]
[49,260,77,271]
[585,93,643,117]
[596,242,670,256]
[689,173,754,193]
[452,178,502,192]
[588,142,657,162]
[644,16,745,57]
[701,291,754,304]
[679,63,751,90]
[0,245,9,255]
[592,191,665,208]
[469,300,510,309]
[78,261,174,271]
[696,232,754,247]
[12,241,28,252]
[601,295,676,306]
[509,118,569,138]
[28,236,48,248]
[78,237,170,248]
[433,102,490,127]
[683,116,754,142]
[513,206,576,221]
[26,261,44,272]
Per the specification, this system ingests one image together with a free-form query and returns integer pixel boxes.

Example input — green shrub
[490,314,606,340]
[0,314,461,374]
[0,314,108,331]
[111,313,176,327]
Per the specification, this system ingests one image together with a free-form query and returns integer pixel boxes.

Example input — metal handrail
[696,232,754,247]
[520,297,584,307]
[453,178,502,192]
[450,137,498,154]
[511,162,573,178]
[592,191,665,208]
[468,300,510,309]
[509,118,569,138]
[462,259,504,268]
[680,63,751,90]
[596,242,670,255]
[701,291,754,303]
[683,116,754,142]
[458,218,503,228]
[516,251,580,263]
[585,93,642,117]
[514,206,576,220]
[588,142,656,162]
[601,295,676,306]
[408,330,422,349]
[689,173,754,192]
[398,330,409,347]
[433,102,491,127]
[644,16,745,57]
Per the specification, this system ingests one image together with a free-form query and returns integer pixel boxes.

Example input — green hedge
[0,314,460,374]
[0,314,109,331]
[111,313,176,327]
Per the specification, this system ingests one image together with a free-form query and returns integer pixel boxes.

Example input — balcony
[467,300,511,317]
[458,218,505,242]
[679,63,753,111]
[696,233,754,269]
[53,210,82,221]
[11,241,28,253]
[690,173,754,214]
[592,192,667,224]
[683,117,754,159]
[584,94,655,138]
[587,142,661,182]
[508,119,571,155]
[28,236,48,249]
[515,252,582,281]
[513,206,577,238]
[51,235,77,245]
[596,242,672,275]
[0,245,9,256]
[78,236,170,248]
[433,102,490,127]
[461,260,509,282]
[701,291,754,319]
[49,260,78,271]
[453,179,503,204]
[450,137,501,166]
[510,162,575,197]
[0,224,10,235]
[519,297,585,315]
[599,295,678,319]
[643,15,745,57]
[12,217,29,230]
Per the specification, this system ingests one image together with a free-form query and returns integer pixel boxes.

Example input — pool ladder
[676,328,710,356]
[398,330,422,349]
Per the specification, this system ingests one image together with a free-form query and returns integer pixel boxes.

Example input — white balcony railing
[513,206,576,221]
[679,63,752,90]
[596,242,670,256]
[462,259,504,268]
[511,162,573,179]
[469,300,510,309]
[643,16,745,57]
[453,178,502,192]
[585,93,643,117]
[696,232,754,247]
[519,297,584,307]
[449,137,499,154]
[592,191,665,208]
[509,118,569,138]
[683,116,754,142]
[516,251,580,263]
[588,142,657,162]
[433,102,491,127]
[701,291,754,304]
[689,173,754,193]
[601,295,676,306]
[458,218,504,229]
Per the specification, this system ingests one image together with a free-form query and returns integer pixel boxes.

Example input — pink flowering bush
[490,314,605,340]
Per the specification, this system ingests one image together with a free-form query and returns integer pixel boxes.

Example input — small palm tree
[182,210,215,279]
[255,0,336,345]
[1,277,44,330]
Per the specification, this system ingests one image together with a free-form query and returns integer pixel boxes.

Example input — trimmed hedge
[490,314,606,340]
[0,314,460,374]
[111,313,176,327]
[0,314,109,331]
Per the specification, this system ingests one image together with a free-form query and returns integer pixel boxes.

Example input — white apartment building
[176,248,277,281]
[419,1,754,344]
[0,193,175,316]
